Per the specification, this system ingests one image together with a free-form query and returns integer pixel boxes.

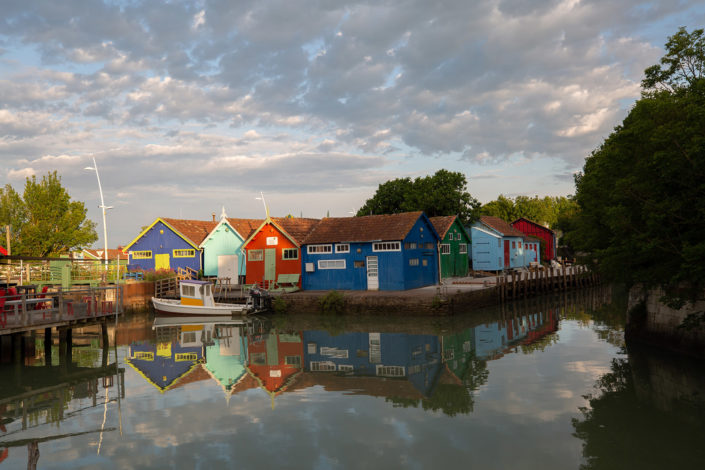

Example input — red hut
[242,215,320,289]
[511,217,556,261]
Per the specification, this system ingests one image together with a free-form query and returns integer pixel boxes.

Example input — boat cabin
[179,280,215,307]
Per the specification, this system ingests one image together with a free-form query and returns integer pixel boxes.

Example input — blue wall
[301,215,439,291]
[127,220,201,272]
[302,330,442,396]
[470,226,503,271]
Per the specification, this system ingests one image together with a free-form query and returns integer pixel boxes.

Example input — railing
[1,258,128,288]
[1,286,119,332]
[176,266,198,280]
[154,277,179,298]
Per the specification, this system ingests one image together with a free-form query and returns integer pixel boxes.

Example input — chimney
[212,213,216,222]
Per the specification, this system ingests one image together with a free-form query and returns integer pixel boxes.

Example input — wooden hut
[123,217,216,272]
[301,211,440,291]
[470,216,527,271]
[511,217,557,261]
[429,215,470,280]
[242,216,320,289]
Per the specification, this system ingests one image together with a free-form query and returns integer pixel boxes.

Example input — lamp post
[85,157,113,271]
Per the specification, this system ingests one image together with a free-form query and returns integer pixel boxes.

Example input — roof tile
[479,216,526,238]
[302,211,424,244]
[162,218,218,246]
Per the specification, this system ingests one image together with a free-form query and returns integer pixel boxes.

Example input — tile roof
[162,218,218,246]
[272,217,321,245]
[302,211,424,244]
[429,215,457,238]
[226,218,264,240]
[83,248,127,260]
[479,216,526,238]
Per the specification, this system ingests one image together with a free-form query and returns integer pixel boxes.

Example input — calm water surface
[1,287,704,469]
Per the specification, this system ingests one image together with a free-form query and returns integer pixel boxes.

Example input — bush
[272,296,288,315]
[319,290,345,315]
[142,269,176,282]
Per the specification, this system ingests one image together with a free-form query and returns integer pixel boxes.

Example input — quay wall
[120,281,154,311]
[626,285,705,359]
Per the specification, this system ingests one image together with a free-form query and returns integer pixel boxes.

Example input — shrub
[319,290,345,315]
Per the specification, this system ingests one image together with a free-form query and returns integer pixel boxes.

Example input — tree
[568,28,705,297]
[642,27,705,93]
[481,194,578,229]
[357,170,481,224]
[0,171,98,256]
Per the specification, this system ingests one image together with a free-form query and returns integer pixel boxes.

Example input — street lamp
[85,157,113,271]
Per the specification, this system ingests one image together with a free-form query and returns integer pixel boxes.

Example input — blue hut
[470,216,527,271]
[302,330,442,396]
[123,217,216,273]
[301,211,440,291]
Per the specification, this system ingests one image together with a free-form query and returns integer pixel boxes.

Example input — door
[264,248,276,282]
[155,253,170,270]
[503,241,510,268]
[366,256,379,291]
[217,255,238,283]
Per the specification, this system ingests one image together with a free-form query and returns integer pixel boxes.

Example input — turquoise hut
[200,208,262,282]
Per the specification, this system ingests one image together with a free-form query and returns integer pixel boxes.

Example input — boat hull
[151,297,249,316]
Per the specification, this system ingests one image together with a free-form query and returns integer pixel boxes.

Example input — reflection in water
[573,343,705,470]
[2,287,704,468]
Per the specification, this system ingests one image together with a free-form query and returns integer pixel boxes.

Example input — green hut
[430,215,470,279]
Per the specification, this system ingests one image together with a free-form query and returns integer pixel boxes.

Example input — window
[285,355,301,367]
[175,353,198,362]
[444,349,455,360]
[338,364,354,372]
[307,343,317,354]
[251,352,266,365]
[307,244,332,254]
[248,249,263,261]
[173,249,195,258]
[335,243,350,253]
[425,242,434,250]
[134,351,154,361]
[182,332,196,343]
[376,365,405,377]
[181,284,196,297]
[373,241,400,252]
[354,260,365,268]
[422,259,428,266]
[518,242,522,249]
[132,250,152,259]
[459,243,467,254]
[311,361,336,372]
[441,244,450,255]
[320,347,349,358]
[318,259,346,269]
[498,239,501,248]
[512,241,516,248]
[282,248,298,260]
[404,242,417,250]
[409,258,419,266]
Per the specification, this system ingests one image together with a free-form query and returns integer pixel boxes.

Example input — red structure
[511,217,556,261]
[243,216,319,288]
[0,245,7,256]
[247,331,304,401]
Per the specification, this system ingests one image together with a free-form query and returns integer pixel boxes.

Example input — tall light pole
[85,157,113,271]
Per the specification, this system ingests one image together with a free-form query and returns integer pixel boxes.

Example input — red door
[503,240,510,268]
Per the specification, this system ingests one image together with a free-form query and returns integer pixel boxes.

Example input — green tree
[568,28,705,297]
[357,170,481,224]
[0,171,97,256]
[481,194,578,229]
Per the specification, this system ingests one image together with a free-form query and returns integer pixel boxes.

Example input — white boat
[152,279,251,316]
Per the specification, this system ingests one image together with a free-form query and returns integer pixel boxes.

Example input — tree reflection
[572,347,705,469]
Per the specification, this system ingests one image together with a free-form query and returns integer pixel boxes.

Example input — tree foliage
[0,171,98,256]
[642,27,705,93]
[568,28,705,295]
[481,194,578,229]
[356,170,481,224]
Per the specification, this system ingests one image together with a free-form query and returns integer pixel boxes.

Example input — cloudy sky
[1,1,704,246]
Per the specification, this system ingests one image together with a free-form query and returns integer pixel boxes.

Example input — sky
[1,0,704,247]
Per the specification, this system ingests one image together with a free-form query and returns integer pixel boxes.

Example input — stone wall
[627,285,705,359]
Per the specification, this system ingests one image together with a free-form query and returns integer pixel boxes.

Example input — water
[1,287,704,469]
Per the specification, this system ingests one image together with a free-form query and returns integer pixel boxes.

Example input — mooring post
[102,320,109,367]
[44,327,52,366]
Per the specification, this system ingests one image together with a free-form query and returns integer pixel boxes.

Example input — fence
[1,258,128,288]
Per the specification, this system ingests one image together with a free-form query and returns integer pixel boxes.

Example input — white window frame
[307,244,332,254]
[459,243,467,254]
[282,248,299,260]
[335,243,350,253]
[248,249,263,261]
[441,243,450,255]
[318,259,346,270]
[338,364,354,372]
[376,365,405,377]
[310,361,336,372]
[404,242,417,250]
[372,241,401,252]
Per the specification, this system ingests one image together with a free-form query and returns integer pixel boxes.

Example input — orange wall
[245,222,301,285]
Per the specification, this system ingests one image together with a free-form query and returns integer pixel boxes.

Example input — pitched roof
[271,217,321,245]
[511,217,555,234]
[82,248,127,260]
[162,218,218,246]
[479,216,525,238]
[226,218,264,240]
[429,215,458,238]
[302,211,424,244]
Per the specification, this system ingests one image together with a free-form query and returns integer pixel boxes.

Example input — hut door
[155,254,170,270]
[366,256,379,290]
[264,248,276,282]
[217,255,238,283]
[503,241,510,268]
